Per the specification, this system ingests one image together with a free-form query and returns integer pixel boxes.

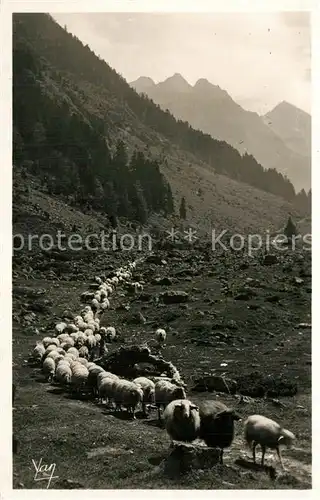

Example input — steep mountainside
[13,14,310,235]
[263,101,311,159]
[131,75,311,193]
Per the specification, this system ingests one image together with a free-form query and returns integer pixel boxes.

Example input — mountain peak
[194,78,230,99]
[194,78,212,87]
[159,73,191,92]
[266,100,310,118]
[130,76,155,92]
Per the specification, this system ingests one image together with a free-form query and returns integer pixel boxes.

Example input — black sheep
[199,400,241,464]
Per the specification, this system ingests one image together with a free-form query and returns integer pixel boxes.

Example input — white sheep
[87,321,97,332]
[100,299,110,311]
[133,377,155,416]
[55,361,72,385]
[33,342,45,361]
[70,363,89,395]
[76,332,87,347]
[83,313,94,324]
[155,328,167,344]
[42,337,54,348]
[104,326,116,342]
[49,338,60,347]
[74,315,83,325]
[86,335,96,349]
[76,319,88,331]
[65,323,78,334]
[98,376,119,406]
[81,306,92,315]
[111,276,119,287]
[87,365,106,397]
[163,399,200,444]
[55,322,67,335]
[54,354,65,366]
[154,380,187,420]
[42,357,55,382]
[84,328,94,337]
[62,337,75,348]
[70,332,79,342]
[64,353,77,362]
[91,298,100,311]
[46,350,62,362]
[78,346,89,359]
[57,333,70,343]
[244,414,296,469]
[99,289,108,300]
[67,347,79,358]
[43,344,59,359]
[113,380,144,419]
[78,357,89,367]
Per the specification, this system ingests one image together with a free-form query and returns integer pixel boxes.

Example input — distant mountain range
[131,74,311,193]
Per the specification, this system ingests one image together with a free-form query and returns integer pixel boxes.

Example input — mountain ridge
[131,75,311,192]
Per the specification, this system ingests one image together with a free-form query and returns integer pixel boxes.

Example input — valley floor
[12,245,311,489]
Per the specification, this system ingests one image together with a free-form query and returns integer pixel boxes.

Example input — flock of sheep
[30,258,296,471]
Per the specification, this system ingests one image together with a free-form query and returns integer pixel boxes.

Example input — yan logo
[32,457,59,488]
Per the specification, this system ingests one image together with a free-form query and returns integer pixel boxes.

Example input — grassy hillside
[13,233,311,489]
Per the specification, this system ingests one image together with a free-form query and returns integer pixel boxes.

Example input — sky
[52,12,311,115]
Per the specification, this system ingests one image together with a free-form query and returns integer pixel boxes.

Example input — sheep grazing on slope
[155,328,167,345]
[55,322,67,335]
[113,380,144,419]
[70,363,89,395]
[100,298,110,311]
[86,335,96,349]
[49,338,60,347]
[154,380,187,420]
[65,323,78,334]
[244,414,296,469]
[111,276,119,287]
[42,357,55,382]
[104,326,116,342]
[55,361,72,385]
[33,342,45,362]
[133,377,155,416]
[57,333,70,343]
[42,337,54,348]
[163,399,200,444]
[78,345,89,359]
[76,332,87,347]
[78,357,89,367]
[98,376,119,406]
[91,298,100,312]
[67,347,79,358]
[198,400,241,464]
[42,344,59,360]
[87,365,105,397]
[46,350,62,362]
